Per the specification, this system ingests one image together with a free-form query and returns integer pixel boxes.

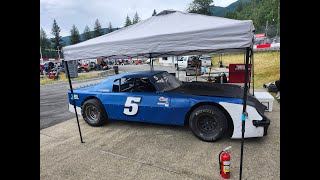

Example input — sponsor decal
[235,65,245,70]
[159,97,168,101]
[157,97,169,107]
[235,65,251,71]
[100,89,110,92]
[71,94,79,100]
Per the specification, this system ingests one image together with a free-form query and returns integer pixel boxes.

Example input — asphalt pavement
[41,91,280,180]
[41,64,279,179]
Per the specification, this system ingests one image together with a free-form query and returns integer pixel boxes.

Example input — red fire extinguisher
[219,146,232,179]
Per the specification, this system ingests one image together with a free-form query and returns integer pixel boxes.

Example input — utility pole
[265,20,269,38]
[57,46,61,60]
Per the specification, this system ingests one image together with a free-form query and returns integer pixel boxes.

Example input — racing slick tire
[82,99,107,126]
[189,105,227,142]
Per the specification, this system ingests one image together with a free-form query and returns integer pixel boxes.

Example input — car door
[121,92,173,124]
[100,77,174,124]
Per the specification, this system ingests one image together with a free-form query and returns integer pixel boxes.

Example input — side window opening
[112,77,156,92]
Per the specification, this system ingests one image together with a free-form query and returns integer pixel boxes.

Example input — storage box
[254,92,275,112]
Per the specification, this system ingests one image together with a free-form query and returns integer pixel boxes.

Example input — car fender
[219,102,264,138]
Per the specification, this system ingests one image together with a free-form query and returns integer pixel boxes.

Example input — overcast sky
[40,0,237,37]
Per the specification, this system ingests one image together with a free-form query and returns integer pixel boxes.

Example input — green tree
[237,1,244,12]
[69,25,81,45]
[51,19,63,50]
[152,9,157,16]
[108,22,113,33]
[40,27,51,58]
[222,0,280,37]
[225,11,236,19]
[82,25,92,41]
[132,12,141,24]
[187,0,213,16]
[124,15,132,27]
[93,19,103,37]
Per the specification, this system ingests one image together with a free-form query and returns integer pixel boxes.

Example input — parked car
[89,62,96,70]
[134,60,143,65]
[68,71,270,142]
[78,64,90,73]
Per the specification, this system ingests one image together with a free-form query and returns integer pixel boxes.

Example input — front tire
[82,99,107,126]
[189,105,227,142]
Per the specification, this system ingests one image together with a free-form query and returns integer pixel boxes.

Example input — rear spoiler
[67,78,104,90]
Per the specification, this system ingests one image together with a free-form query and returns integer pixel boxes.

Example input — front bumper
[68,103,82,116]
[252,116,270,136]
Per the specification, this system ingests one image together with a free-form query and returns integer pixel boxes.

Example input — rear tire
[82,99,107,126]
[189,105,227,142]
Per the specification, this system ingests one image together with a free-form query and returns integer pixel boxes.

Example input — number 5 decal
[123,97,141,115]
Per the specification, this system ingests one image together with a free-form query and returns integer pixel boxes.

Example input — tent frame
[62,13,254,178]
[63,46,253,179]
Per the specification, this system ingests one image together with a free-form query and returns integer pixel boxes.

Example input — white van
[175,55,212,70]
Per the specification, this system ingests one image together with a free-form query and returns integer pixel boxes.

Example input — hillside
[225,0,280,36]
[210,0,250,17]
[61,27,120,46]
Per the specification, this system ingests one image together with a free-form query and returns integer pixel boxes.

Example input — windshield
[151,72,182,92]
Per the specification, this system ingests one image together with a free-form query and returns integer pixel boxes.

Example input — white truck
[175,55,212,70]
[175,56,188,70]
[199,55,212,67]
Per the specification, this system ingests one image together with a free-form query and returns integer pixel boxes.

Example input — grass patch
[40,72,98,85]
[211,51,280,88]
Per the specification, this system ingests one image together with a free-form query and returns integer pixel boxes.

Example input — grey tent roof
[63,10,255,61]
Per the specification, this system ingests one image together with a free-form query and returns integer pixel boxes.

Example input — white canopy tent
[63,10,255,179]
[63,10,255,60]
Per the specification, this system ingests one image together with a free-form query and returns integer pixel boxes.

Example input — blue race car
[68,70,270,142]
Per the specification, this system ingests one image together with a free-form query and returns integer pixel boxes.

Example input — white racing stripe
[68,103,82,116]
[219,102,264,138]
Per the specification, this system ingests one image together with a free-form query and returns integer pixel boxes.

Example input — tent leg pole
[252,50,255,96]
[176,56,179,80]
[239,47,250,180]
[65,61,84,143]
[149,53,153,71]
[248,52,252,90]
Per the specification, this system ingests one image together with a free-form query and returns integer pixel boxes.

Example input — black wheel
[81,99,107,126]
[189,105,227,142]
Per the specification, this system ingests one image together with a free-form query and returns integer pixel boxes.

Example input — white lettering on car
[123,97,141,115]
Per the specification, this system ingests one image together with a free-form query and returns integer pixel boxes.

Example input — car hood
[169,82,244,98]
[168,81,267,113]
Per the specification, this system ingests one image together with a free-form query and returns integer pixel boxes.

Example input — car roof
[84,70,166,91]
[111,70,166,79]
[74,70,168,92]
